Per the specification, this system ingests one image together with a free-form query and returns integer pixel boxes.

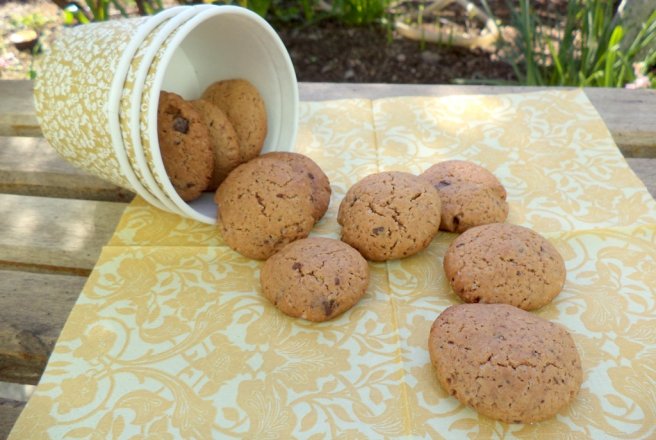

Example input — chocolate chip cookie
[421,160,508,233]
[260,237,369,322]
[428,303,583,424]
[261,151,331,222]
[190,99,241,191]
[215,155,315,260]
[202,79,267,163]
[157,91,213,201]
[337,171,442,261]
[443,223,566,310]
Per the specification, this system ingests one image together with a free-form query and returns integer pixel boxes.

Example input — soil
[276,20,517,84]
[0,0,568,83]
[0,0,61,78]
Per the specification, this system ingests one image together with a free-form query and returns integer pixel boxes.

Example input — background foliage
[506,0,656,87]
[10,0,656,87]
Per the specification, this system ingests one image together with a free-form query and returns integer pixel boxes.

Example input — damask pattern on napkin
[11,91,656,439]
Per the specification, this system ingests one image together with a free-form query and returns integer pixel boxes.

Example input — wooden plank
[0,137,134,202]
[0,270,83,385]
[0,80,40,137]
[584,88,656,158]
[4,137,653,199]
[0,398,25,440]
[2,80,655,156]
[626,158,656,198]
[298,83,656,158]
[0,194,126,273]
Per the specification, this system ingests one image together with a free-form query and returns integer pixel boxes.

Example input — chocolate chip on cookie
[260,237,369,322]
[337,171,442,261]
[157,91,213,201]
[421,160,508,233]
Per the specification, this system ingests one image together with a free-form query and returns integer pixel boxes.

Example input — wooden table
[0,80,654,438]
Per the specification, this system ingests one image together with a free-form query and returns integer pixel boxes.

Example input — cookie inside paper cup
[119,5,207,216]
[141,5,299,224]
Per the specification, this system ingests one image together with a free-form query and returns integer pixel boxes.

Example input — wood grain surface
[0,81,39,137]
[0,271,85,384]
[1,81,655,157]
[0,399,24,440]
[0,137,133,202]
[0,193,126,274]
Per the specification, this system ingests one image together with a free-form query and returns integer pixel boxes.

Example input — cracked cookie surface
[443,223,566,310]
[260,237,369,322]
[421,160,508,232]
[260,152,331,222]
[215,156,315,260]
[429,303,582,424]
[338,171,442,261]
[157,91,213,201]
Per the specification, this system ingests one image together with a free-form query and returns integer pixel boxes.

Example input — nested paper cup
[139,5,299,224]
[105,6,191,211]
[118,5,206,215]
[34,16,151,189]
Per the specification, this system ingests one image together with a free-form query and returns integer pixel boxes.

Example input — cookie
[443,223,566,310]
[337,171,441,261]
[157,91,213,201]
[260,152,331,222]
[202,79,267,163]
[190,99,241,191]
[428,303,583,424]
[215,156,315,260]
[260,237,369,322]
[421,160,508,232]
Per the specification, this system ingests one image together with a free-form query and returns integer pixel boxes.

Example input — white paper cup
[107,6,190,211]
[139,5,299,224]
[118,5,208,215]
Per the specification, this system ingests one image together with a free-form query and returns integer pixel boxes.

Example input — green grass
[233,0,388,25]
[506,0,656,87]
[48,0,656,89]
[54,0,387,29]
[330,0,388,25]
[61,0,162,24]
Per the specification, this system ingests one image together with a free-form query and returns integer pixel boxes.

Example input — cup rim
[107,6,190,211]
[122,5,211,216]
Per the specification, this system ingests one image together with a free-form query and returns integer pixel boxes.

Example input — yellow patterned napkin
[11,90,656,439]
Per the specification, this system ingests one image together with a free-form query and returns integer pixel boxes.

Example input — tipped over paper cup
[34,5,299,224]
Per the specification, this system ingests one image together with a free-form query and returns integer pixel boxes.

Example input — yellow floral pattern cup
[35,5,297,222]
[11,91,656,439]
[34,17,150,189]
